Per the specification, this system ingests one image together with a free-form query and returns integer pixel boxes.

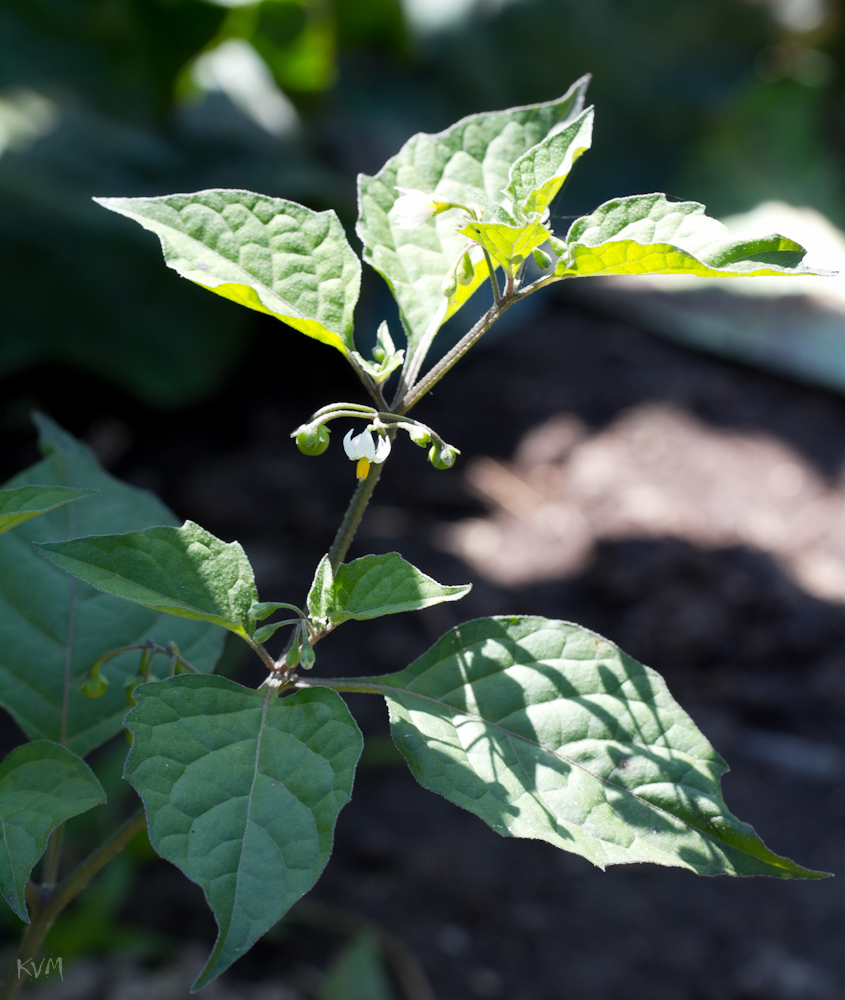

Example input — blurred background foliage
[1,0,844,408]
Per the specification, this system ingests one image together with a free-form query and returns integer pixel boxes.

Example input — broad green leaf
[505,107,594,220]
[326,553,471,625]
[0,486,96,537]
[555,194,832,279]
[357,75,590,355]
[318,932,394,1000]
[0,741,105,921]
[359,617,824,878]
[95,191,361,356]
[459,219,551,271]
[38,521,258,640]
[124,676,363,989]
[0,415,224,757]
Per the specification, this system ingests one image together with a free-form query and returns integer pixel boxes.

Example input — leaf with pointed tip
[0,486,96,537]
[357,75,590,355]
[358,616,825,878]
[0,741,105,921]
[326,553,470,625]
[37,521,258,640]
[95,191,361,356]
[555,194,833,279]
[460,219,551,271]
[505,107,594,220]
[307,554,334,623]
[0,415,223,757]
[124,675,363,989]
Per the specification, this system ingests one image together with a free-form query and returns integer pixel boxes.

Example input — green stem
[397,296,516,414]
[327,460,386,572]
[0,810,147,1000]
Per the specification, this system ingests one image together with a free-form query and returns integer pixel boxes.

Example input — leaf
[358,617,825,878]
[555,193,833,279]
[505,106,594,220]
[37,521,258,640]
[356,75,590,355]
[0,486,96,537]
[0,415,224,757]
[459,219,551,271]
[318,932,394,1000]
[95,191,361,356]
[0,741,105,921]
[307,554,334,623]
[124,675,363,989]
[326,553,471,625]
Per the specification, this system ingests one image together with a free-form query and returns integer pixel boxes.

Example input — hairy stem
[327,460,386,572]
[0,810,147,1000]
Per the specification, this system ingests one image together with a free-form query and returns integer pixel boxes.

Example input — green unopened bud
[442,271,458,298]
[408,425,431,447]
[296,424,330,456]
[533,247,553,270]
[428,442,459,470]
[511,254,524,270]
[299,636,316,670]
[457,252,474,285]
[372,344,386,362]
[82,671,109,699]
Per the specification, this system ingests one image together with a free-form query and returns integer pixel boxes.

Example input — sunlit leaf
[555,194,833,279]
[359,616,825,878]
[96,191,361,355]
[357,75,590,356]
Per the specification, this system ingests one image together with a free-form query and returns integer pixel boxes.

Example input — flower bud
[442,271,458,298]
[296,424,330,456]
[428,442,459,470]
[82,671,109,699]
[533,247,553,270]
[457,252,474,285]
[408,424,431,447]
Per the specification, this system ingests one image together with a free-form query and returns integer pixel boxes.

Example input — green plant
[0,76,831,997]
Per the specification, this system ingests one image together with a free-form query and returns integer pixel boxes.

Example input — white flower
[343,429,391,480]
[393,187,447,230]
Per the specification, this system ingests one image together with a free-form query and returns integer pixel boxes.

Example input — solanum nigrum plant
[0,75,832,997]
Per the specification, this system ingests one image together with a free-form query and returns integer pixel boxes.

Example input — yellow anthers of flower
[343,429,391,481]
[393,187,453,230]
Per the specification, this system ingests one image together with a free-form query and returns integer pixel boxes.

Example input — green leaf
[318,932,394,1000]
[95,191,361,356]
[505,106,594,220]
[359,617,825,878]
[555,193,833,279]
[357,75,590,355]
[0,741,105,921]
[326,553,471,625]
[0,486,96,537]
[0,415,224,757]
[459,219,551,271]
[307,554,334,623]
[124,675,363,989]
[37,521,258,640]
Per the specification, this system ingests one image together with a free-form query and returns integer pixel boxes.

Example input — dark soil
[6,292,845,1000]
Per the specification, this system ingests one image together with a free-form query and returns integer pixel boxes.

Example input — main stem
[0,810,147,1000]
[327,460,386,572]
